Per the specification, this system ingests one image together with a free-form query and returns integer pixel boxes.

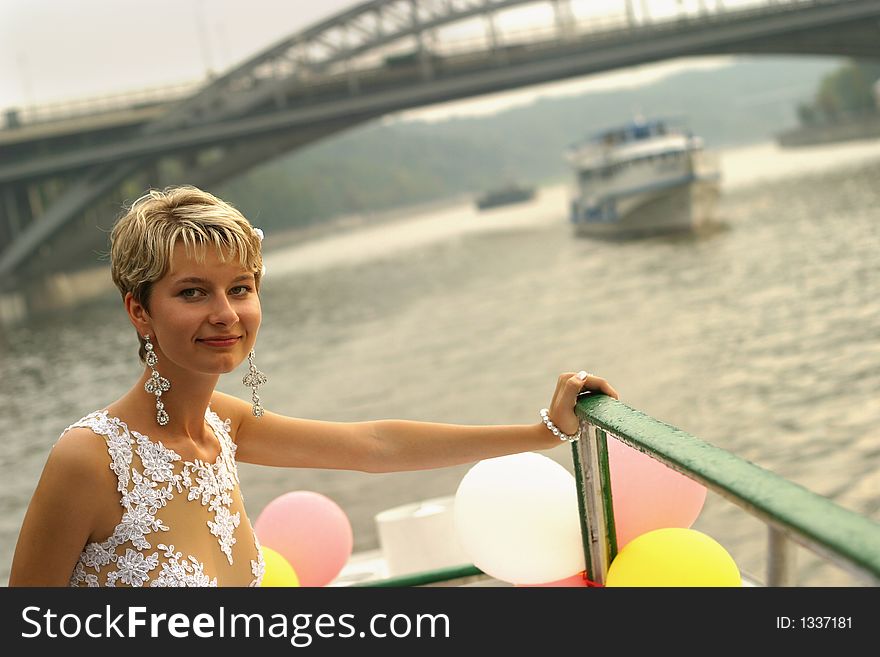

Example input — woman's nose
[210,294,239,325]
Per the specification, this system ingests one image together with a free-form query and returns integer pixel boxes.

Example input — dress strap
[205,408,240,476]
[63,411,134,496]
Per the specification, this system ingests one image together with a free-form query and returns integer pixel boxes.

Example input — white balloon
[453,452,585,584]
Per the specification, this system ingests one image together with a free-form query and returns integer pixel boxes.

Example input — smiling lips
[198,336,241,347]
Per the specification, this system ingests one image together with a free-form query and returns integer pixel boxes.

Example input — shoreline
[775,114,880,148]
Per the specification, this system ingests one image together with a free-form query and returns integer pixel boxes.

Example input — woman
[8,185,618,587]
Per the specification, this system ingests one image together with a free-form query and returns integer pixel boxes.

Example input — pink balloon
[255,491,353,587]
[517,572,590,587]
[607,439,707,549]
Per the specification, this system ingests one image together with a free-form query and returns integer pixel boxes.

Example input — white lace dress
[66,408,265,587]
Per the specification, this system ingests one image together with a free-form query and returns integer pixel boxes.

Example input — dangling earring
[143,334,171,426]
[242,349,267,417]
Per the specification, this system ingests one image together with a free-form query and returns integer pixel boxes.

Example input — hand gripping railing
[572,393,880,586]
[356,393,880,587]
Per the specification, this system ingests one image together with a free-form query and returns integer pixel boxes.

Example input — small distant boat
[566,118,721,237]
[475,183,536,211]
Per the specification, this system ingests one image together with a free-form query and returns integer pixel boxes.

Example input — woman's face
[142,241,262,375]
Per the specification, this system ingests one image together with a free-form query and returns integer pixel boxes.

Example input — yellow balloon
[260,546,300,587]
[605,528,741,587]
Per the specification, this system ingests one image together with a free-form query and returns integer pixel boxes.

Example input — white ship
[567,119,721,238]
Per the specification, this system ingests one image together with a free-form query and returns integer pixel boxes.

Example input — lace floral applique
[208,505,241,564]
[110,548,160,587]
[209,410,264,585]
[98,417,133,492]
[152,544,218,587]
[250,533,266,587]
[70,562,102,588]
[125,468,175,514]
[114,494,168,551]
[136,432,180,482]
[81,541,114,571]
[250,556,265,587]
[67,409,261,586]
[208,410,240,480]
[183,456,239,564]
[195,410,248,565]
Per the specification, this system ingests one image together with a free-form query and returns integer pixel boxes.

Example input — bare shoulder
[50,427,109,466]
[8,426,114,586]
[48,426,112,476]
[27,425,115,535]
[209,390,252,439]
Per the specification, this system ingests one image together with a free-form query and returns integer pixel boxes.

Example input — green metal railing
[356,394,880,587]
[353,564,484,588]
[572,394,880,586]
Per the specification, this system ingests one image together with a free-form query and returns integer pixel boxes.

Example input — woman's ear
[124,292,151,335]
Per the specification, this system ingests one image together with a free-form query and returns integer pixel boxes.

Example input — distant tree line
[797,60,880,126]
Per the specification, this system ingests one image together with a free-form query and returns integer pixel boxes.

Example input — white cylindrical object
[375,495,470,576]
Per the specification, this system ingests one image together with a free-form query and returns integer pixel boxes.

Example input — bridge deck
[0,105,167,146]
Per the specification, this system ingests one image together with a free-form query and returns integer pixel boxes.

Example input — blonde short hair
[109,185,263,361]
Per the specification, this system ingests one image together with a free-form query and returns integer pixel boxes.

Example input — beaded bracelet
[539,408,581,442]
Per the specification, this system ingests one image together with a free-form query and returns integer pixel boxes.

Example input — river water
[1,139,879,586]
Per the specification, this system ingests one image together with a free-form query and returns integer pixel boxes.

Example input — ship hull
[571,176,720,238]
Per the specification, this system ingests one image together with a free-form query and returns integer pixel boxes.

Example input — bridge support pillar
[4,266,113,324]
[0,290,26,325]
[552,0,575,40]
[22,271,82,316]
[0,184,26,245]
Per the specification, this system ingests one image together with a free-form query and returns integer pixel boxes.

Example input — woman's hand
[542,371,619,443]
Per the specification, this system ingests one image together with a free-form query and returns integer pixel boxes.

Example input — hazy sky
[0,0,355,106]
[0,0,734,121]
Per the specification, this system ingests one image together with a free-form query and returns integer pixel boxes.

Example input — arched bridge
[1,0,879,300]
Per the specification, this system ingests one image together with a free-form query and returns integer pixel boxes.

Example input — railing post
[571,421,617,584]
[767,527,797,586]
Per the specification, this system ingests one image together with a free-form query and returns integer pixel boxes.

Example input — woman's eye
[231,285,252,295]
[180,288,204,298]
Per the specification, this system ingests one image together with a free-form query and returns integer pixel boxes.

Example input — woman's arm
[216,372,618,474]
[8,430,108,586]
